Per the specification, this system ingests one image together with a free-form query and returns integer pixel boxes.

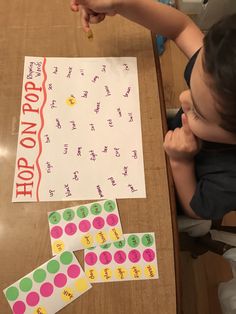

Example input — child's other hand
[163,113,201,163]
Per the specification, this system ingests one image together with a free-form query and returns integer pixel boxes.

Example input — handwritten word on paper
[12,57,146,202]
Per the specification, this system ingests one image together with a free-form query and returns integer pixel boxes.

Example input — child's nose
[179,90,191,113]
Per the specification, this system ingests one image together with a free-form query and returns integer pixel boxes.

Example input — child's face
[180,48,236,144]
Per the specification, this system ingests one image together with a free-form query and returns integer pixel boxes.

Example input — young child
[70,0,236,233]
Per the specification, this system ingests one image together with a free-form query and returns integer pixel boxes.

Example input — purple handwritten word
[77,147,82,156]
[105,86,111,96]
[132,150,138,159]
[123,63,129,71]
[49,189,55,197]
[64,184,72,197]
[80,69,85,76]
[92,75,99,83]
[73,171,79,181]
[56,119,62,129]
[128,113,134,122]
[44,134,50,143]
[89,150,97,161]
[123,87,131,97]
[128,184,138,193]
[53,66,58,74]
[107,119,114,127]
[94,102,101,114]
[64,144,69,154]
[117,108,122,117]
[102,146,108,153]
[97,185,104,198]
[101,65,106,72]
[108,177,117,186]
[81,91,88,98]
[114,148,120,157]
[48,83,53,90]
[46,161,53,173]
[67,67,73,78]
[70,120,77,130]
[90,123,95,131]
[122,166,128,176]
[50,100,57,109]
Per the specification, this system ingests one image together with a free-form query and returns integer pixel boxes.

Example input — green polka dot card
[3,251,91,314]
[48,199,124,255]
[84,232,159,282]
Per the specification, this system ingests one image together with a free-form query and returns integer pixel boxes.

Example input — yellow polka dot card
[48,199,124,255]
[84,233,159,283]
[12,56,146,202]
[3,251,92,314]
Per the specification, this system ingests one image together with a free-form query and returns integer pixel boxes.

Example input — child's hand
[163,113,201,163]
[80,6,106,32]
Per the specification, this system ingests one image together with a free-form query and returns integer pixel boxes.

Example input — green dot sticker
[90,203,102,215]
[47,260,60,274]
[128,235,140,248]
[142,234,154,247]
[63,208,75,221]
[5,286,19,301]
[114,239,126,249]
[33,268,47,283]
[104,200,116,212]
[100,243,111,249]
[60,251,73,265]
[77,206,89,218]
[49,212,61,225]
[19,277,33,292]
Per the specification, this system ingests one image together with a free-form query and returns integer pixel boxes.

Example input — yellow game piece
[87,29,93,40]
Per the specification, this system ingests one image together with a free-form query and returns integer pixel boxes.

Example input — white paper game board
[12,56,146,202]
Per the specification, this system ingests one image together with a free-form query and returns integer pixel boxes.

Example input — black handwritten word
[64,144,68,154]
[53,66,58,74]
[49,189,55,197]
[62,289,73,300]
[105,86,111,96]
[117,108,122,117]
[27,61,42,79]
[108,177,117,186]
[73,171,79,181]
[67,67,73,78]
[92,75,99,83]
[81,91,88,98]
[94,102,100,114]
[96,185,104,198]
[56,119,62,129]
[117,267,126,279]
[122,166,128,176]
[128,184,138,193]
[44,134,50,143]
[102,146,108,153]
[132,150,138,159]
[128,112,134,122]
[123,87,131,97]
[131,266,141,278]
[70,120,76,130]
[87,269,96,280]
[46,161,53,173]
[107,119,114,127]
[80,69,84,76]
[89,123,95,131]
[103,268,111,280]
[101,65,106,72]
[49,100,57,109]
[48,83,53,90]
[89,150,97,161]
[123,63,129,71]
[77,147,82,156]
[64,184,72,197]
[114,148,120,157]
[146,265,155,278]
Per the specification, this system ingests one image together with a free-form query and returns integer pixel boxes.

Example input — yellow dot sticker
[52,240,65,254]
[66,96,77,107]
[114,267,128,280]
[95,231,108,245]
[75,278,90,293]
[34,306,47,314]
[61,287,74,302]
[109,227,122,241]
[81,234,94,248]
[86,268,98,282]
[101,268,112,281]
[144,264,157,279]
[130,265,142,279]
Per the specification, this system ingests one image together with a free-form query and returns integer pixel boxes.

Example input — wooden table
[0,1,179,313]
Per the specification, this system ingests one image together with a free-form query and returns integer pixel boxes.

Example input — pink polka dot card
[84,232,159,282]
[3,251,92,314]
[48,199,124,255]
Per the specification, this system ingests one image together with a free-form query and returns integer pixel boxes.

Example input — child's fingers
[89,13,106,24]
[70,0,80,11]
[80,9,91,32]
[181,113,192,135]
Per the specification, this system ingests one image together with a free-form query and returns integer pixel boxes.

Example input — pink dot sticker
[106,214,119,226]
[12,301,26,314]
[79,220,91,233]
[50,226,63,239]
[65,223,77,236]
[26,291,40,307]
[85,252,98,266]
[114,250,126,264]
[54,273,67,288]
[99,251,112,265]
[67,264,81,278]
[128,250,141,263]
[40,282,54,297]
[92,217,105,229]
[143,249,155,262]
